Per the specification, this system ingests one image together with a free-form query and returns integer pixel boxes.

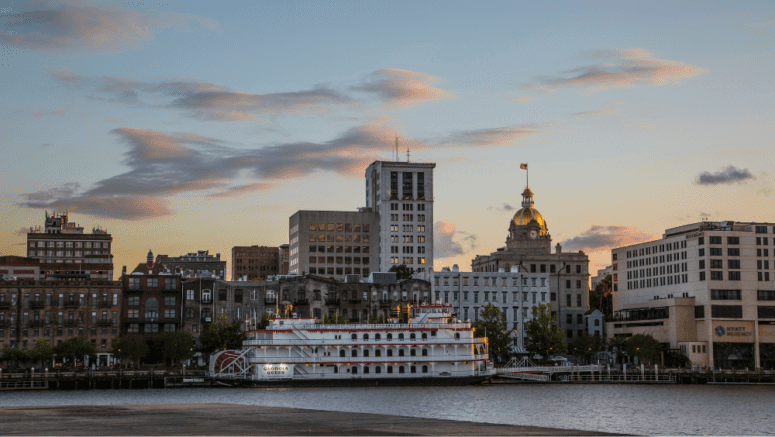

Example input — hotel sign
[258,364,293,378]
[713,322,754,342]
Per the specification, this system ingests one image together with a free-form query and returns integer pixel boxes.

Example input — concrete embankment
[0,403,626,436]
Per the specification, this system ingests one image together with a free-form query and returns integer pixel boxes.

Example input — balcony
[0,320,9,327]
[98,302,113,309]
[264,297,277,305]
[325,298,340,305]
[97,320,112,326]
[0,303,11,310]
[379,300,394,308]
[294,298,309,306]
[28,320,46,327]
[29,301,45,309]
[64,301,79,308]
[348,298,362,304]
[126,286,142,292]
[64,320,77,326]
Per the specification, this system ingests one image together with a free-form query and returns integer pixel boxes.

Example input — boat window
[333,367,338,373]
[431,331,437,336]
[375,349,381,357]
[375,333,381,340]
[422,365,428,373]
[410,349,416,356]
[351,333,357,340]
[398,333,404,340]
[363,333,369,340]
[409,333,416,340]
[363,350,370,357]
[387,366,393,374]
[352,367,358,374]
[387,333,393,340]
[399,350,405,357]
[411,366,416,374]
[375,366,381,374]
[387,349,393,357]
[364,366,369,374]
[340,350,345,357]
[455,333,460,339]
[422,349,428,356]
[352,350,358,357]
[399,366,405,374]
[422,333,427,340]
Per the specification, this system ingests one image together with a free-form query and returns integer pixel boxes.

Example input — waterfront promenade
[0,403,622,436]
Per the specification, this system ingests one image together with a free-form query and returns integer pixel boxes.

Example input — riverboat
[209,302,494,386]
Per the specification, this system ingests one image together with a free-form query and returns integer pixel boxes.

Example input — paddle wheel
[209,349,252,379]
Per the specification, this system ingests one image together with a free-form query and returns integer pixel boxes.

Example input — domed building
[470,183,591,343]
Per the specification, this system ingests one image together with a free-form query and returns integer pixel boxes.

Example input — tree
[155,331,195,365]
[257,312,271,329]
[55,337,96,365]
[2,347,29,370]
[472,304,512,363]
[567,334,602,364]
[624,334,661,366]
[524,303,564,361]
[199,313,246,354]
[30,339,55,368]
[112,335,149,368]
[323,313,348,324]
[388,264,415,280]
[589,274,613,317]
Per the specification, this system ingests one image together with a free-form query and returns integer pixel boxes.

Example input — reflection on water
[1,384,774,436]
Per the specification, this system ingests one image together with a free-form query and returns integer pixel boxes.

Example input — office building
[155,250,226,279]
[609,220,775,369]
[25,211,114,280]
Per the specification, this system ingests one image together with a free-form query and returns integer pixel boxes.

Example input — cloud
[696,166,755,185]
[434,221,477,259]
[20,193,173,220]
[40,143,53,148]
[50,67,80,83]
[16,227,29,236]
[438,124,542,148]
[207,182,277,198]
[488,203,515,212]
[0,0,217,54]
[527,48,704,92]
[353,68,453,107]
[560,225,659,253]
[570,110,615,117]
[512,96,538,104]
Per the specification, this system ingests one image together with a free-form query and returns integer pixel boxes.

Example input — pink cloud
[354,68,453,107]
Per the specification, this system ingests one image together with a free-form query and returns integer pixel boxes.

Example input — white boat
[209,302,494,386]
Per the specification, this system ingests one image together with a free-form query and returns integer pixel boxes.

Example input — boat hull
[239,375,491,388]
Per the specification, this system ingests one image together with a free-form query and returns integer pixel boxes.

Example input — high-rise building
[365,161,435,274]
[609,220,775,369]
[470,185,590,342]
[25,211,113,280]
[232,245,281,280]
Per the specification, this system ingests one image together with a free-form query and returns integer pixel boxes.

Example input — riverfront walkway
[0,403,624,435]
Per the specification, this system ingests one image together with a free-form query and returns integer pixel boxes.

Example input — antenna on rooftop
[406,146,410,162]
[395,135,399,162]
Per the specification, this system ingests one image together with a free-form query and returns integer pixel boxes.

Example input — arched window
[352,350,358,357]
[398,350,405,357]
[363,349,370,357]
[421,333,428,340]
[387,366,393,374]
[339,350,345,357]
[363,333,369,340]
[387,333,393,340]
[375,333,381,340]
[422,349,428,356]
[410,333,416,340]
[399,366,405,374]
[144,298,158,321]
[455,333,460,339]
[364,366,370,374]
[375,366,382,374]
[398,333,404,340]
[411,366,416,373]
[352,367,358,374]
[351,333,357,340]
[410,349,416,356]
[375,349,381,357]
[422,365,428,373]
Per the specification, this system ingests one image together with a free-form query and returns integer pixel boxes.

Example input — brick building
[155,250,226,280]
[121,251,183,340]
[0,256,42,281]
[231,245,281,280]
[0,278,122,365]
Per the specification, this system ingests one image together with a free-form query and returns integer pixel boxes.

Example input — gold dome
[512,207,547,233]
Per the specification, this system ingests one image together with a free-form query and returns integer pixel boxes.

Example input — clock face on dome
[530,230,538,239]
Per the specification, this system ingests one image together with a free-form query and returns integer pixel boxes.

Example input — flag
[520,163,528,170]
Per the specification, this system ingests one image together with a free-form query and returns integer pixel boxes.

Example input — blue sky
[2,0,773,277]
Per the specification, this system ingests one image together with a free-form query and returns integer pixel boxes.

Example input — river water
[1,384,773,435]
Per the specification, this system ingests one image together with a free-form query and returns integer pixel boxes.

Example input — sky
[1,0,774,280]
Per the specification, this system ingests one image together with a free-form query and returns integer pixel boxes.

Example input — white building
[422,264,550,351]
[591,265,612,290]
[610,220,775,369]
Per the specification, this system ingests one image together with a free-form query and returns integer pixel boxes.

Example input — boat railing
[243,337,486,346]
[263,322,471,331]
[244,354,491,364]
